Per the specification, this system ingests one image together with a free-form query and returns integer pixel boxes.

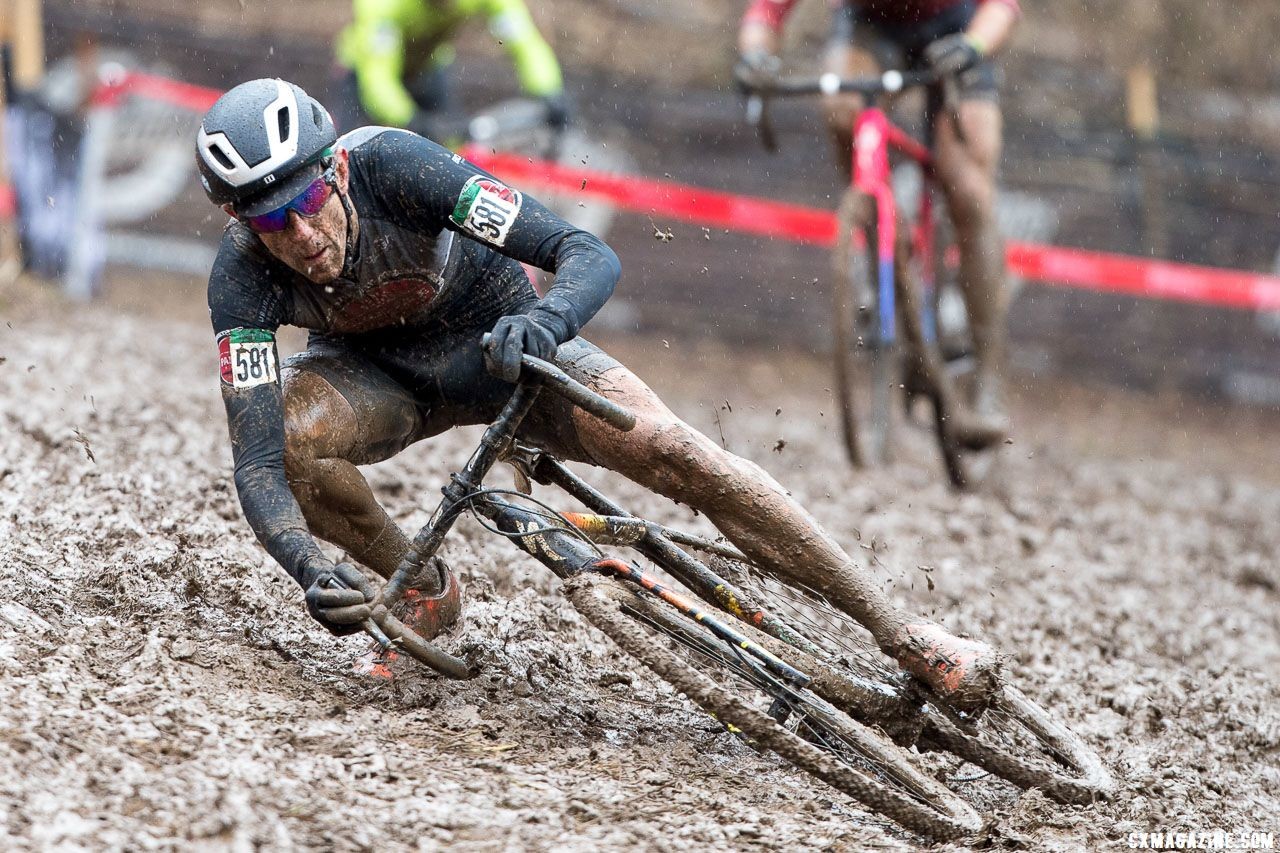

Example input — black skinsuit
[207,126,621,582]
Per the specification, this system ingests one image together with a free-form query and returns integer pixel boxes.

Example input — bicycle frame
[359,349,816,689]
[851,100,940,348]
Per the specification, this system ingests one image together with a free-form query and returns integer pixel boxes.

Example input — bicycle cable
[458,487,606,557]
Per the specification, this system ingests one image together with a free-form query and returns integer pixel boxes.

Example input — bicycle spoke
[980,705,1078,770]
[623,583,952,812]
[716,556,898,680]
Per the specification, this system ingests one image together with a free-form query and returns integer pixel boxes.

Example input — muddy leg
[567,362,1000,707]
[569,366,909,645]
[896,230,1005,450]
[281,368,417,584]
[933,99,1008,421]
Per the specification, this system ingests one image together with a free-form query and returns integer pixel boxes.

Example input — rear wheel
[927,200,1000,492]
[565,572,984,842]
[921,686,1116,804]
[694,551,1113,803]
[833,188,898,468]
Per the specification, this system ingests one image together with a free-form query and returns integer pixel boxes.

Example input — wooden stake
[1126,63,1159,140]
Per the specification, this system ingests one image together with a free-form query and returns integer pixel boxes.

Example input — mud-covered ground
[1,273,1278,851]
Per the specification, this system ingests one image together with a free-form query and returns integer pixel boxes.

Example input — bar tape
[94,72,1280,313]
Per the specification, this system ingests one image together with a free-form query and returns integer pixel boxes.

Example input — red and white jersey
[744,0,1021,31]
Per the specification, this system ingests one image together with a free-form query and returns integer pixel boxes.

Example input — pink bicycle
[739,67,1002,489]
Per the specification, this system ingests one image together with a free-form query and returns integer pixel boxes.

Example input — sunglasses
[237,165,336,234]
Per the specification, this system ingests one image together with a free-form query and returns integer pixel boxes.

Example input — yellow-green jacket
[337,0,564,127]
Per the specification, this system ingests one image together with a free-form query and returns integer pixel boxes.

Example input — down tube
[875,184,897,343]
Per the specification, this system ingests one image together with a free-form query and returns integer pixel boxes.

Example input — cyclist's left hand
[924,33,983,77]
[541,92,573,131]
[486,313,560,382]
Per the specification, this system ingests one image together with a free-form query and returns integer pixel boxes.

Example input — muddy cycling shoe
[892,622,1001,712]
[948,409,1009,452]
[393,558,462,641]
[970,370,1011,432]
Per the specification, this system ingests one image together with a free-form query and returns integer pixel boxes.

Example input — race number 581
[217,328,278,390]
[451,175,523,247]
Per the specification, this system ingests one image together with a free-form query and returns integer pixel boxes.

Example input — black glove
[734,50,782,92]
[485,312,565,383]
[923,33,983,77]
[299,558,377,636]
[541,92,573,131]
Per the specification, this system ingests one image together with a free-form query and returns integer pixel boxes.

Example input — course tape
[93,72,1280,312]
[462,147,838,245]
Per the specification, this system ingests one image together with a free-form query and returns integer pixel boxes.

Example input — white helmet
[196,78,337,215]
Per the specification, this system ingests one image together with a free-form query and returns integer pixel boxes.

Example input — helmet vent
[209,142,236,171]
[275,105,292,144]
[311,103,325,128]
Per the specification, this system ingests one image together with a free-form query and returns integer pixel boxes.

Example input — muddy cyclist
[196,77,999,708]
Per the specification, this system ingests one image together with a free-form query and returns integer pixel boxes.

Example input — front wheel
[565,572,984,842]
[833,188,898,468]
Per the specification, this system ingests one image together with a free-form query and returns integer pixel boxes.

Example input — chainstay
[592,558,811,688]
[539,462,830,658]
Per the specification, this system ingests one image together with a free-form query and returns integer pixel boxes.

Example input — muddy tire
[693,553,1112,801]
[833,188,897,468]
[564,573,985,842]
[921,685,1116,804]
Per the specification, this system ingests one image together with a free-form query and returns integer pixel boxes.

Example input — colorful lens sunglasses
[238,163,336,234]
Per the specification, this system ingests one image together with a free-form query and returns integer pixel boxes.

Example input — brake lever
[318,574,394,648]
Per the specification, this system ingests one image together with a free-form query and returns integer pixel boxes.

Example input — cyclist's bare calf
[933,100,1009,417]
[567,363,998,707]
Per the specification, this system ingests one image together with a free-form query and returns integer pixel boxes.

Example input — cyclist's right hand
[734,51,782,91]
[299,557,376,636]
[923,33,983,78]
[485,313,561,383]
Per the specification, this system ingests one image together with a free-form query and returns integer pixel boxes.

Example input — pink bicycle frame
[850,106,937,344]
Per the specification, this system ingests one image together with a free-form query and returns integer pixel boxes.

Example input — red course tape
[93,73,1280,313]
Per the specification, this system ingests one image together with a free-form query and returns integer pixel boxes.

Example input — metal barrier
[65,60,215,298]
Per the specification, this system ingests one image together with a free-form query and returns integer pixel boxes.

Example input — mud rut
[1,278,1278,851]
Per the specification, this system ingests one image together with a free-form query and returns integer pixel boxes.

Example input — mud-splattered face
[225,150,355,285]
